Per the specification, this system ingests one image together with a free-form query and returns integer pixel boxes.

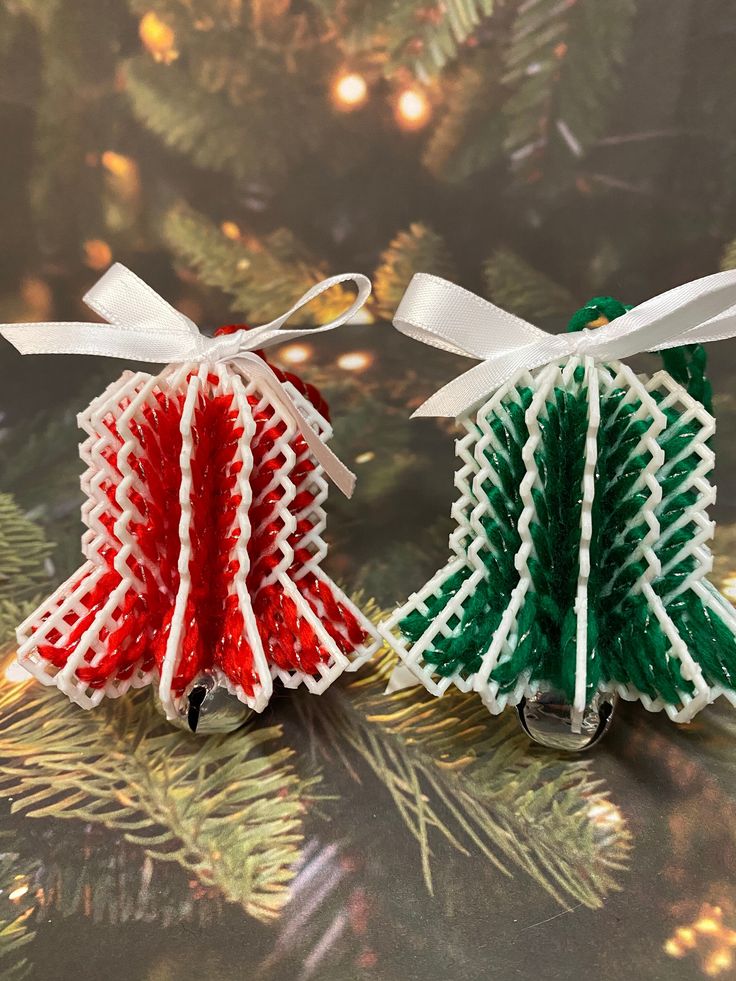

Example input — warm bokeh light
[20,276,52,320]
[331,71,369,111]
[83,239,112,271]
[221,221,241,240]
[8,883,29,902]
[139,11,179,64]
[101,150,135,180]
[280,343,313,365]
[101,150,140,201]
[706,949,734,976]
[664,904,736,977]
[4,658,31,685]
[337,350,373,372]
[722,572,736,600]
[395,86,432,131]
[355,451,375,464]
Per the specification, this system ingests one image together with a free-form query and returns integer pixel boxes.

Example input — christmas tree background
[1,1,736,979]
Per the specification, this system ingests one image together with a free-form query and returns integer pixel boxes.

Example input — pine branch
[0,396,86,511]
[124,42,338,186]
[320,0,494,79]
[0,495,54,610]
[502,0,637,174]
[353,518,451,601]
[721,237,736,272]
[18,0,122,254]
[482,248,575,320]
[124,55,275,183]
[0,392,98,583]
[0,846,36,981]
[385,0,495,80]
[373,223,455,319]
[7,0,64,30]
[0,683,315,923]
[0,600,40,651]
[422,53,505,182]
[24,829,230,926]
[162,202,354,322]
[298,632,631,905]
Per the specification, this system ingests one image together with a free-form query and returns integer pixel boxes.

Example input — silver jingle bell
[155,672,254,735]
[516,688,617,752]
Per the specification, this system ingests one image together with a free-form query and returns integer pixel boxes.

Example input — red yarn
[56,389,187,688]
[32,325,368,698]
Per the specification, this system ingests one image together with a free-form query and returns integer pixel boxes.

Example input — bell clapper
[517,688,617,752]
[155,672,254,735]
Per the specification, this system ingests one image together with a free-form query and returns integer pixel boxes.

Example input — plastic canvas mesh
[16,360,379,718]
[380,356,736,723]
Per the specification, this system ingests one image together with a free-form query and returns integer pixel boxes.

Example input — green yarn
[650,400,736,691]
[400,294,735,711]
[660,345,713,415]
[492,375,589,698]
[566,296,630,333]
[488,371,696,705]
[400,387,533,679]
[586,388,693,703]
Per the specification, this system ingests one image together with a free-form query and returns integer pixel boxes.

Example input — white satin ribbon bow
[394,270,736,418]
[0,263,372,497]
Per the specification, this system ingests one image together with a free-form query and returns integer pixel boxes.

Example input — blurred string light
[280,343,313,365]
[101,151,136,180]
[139,11,179,64]
[101,151,140,202]
[220,220,241,240]
[355,451,375,464]
[395,86,432,131]
[8,881,29,902]
[331,71,369,111]
[721,572,736,601]
[337,351,373,372]
[20,277,52,320]
[330,70,431,130]
[84,239,112,271]
[3,655,31,686]
[664,904,736,977]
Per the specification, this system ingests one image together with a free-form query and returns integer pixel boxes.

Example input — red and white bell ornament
[0,265,379,732]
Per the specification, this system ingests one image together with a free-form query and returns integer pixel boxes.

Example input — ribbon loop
[85,263,199,336]
[394,270,736,418]
[242,272,372,350]
[394,272,547,359]
[0,265,373,498]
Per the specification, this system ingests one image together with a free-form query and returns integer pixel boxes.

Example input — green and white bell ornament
[380,271,736,751]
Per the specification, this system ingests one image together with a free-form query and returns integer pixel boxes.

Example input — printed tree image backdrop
[1,2,736,980]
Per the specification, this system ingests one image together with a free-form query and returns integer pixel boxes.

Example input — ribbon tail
[0,322,200,362]
[647,304,736,350]
[234,355,357,497]
[298,420,356,498]
[581,268,736,361]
